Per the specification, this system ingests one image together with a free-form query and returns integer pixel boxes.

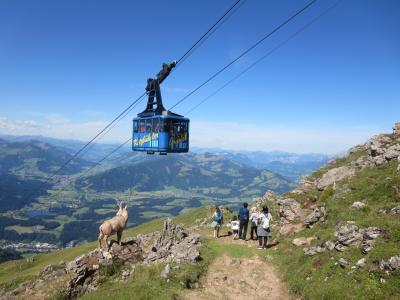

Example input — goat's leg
[98,232,104,249]
[105,235,110,250]
[117,230,122,246]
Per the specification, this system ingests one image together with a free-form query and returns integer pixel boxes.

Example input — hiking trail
[182,235,291,300]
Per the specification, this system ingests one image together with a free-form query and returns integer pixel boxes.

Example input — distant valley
[0,135,328,252]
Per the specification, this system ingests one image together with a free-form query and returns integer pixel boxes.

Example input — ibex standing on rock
[98,202,129,249]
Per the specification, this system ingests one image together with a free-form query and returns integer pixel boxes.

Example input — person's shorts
[211,221,221,228]
[233,229,239,234]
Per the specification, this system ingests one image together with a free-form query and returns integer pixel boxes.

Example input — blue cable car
[132,61,189,155]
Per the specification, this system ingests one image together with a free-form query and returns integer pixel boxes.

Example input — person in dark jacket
[238,202,250,240]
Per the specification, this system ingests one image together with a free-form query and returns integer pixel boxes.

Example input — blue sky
[0,0,399,153]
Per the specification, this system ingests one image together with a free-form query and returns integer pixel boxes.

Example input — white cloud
[190,120,384,154]
[24,112,71,124]
[0,117,128,143]
[0,116,387,154]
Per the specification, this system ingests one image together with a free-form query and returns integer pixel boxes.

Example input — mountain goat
[98,202,129,249]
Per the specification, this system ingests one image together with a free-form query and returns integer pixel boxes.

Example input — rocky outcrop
[351,133,400,169]
[304,206,326,227]
[334,223,381,253]
[379,255,400,271]
[66,238,143,298]
[277,198,304,223]
[144,218,200,264]
[317,166,355,190]
[334,223,363,248]
[26,219,201,299]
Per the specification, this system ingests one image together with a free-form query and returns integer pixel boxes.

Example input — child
[231,215,240,240]
[249,207,258,240]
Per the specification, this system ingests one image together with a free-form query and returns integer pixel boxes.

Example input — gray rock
[303,246,325,256]
[338,258,349,268]
[379,255,400,271]
[300,178,317,193]
[277,198,304,223]
[323,240,335,251]
[334,243,347,252]
[317,166,355,190]
[304,207,326,227]
[363,227,382,240]
[393,123,400,136]
[335,224,363,246]
[356,258,366,268]
[351,201,366,209]
[384,144,400,161]
[390,206,400,215]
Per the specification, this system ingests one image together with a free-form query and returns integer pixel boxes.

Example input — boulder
[304,207,326,227]
[393,122,400,136]
[338,258,349,268]
[277,198,304,223]
[360,227,382,254]
[334,224,381,254]
[390,206,400,215]
[323,240,335,251]
[303,246,325,256]
[356,258,366,268]
[300,177,317,193]
[363,227,382,240]
[292,237,316,247]
[317,166,355,190]
[335,224,363,246]
[379,255,400,271]
[384,144,400,161]
[351,201,366,209]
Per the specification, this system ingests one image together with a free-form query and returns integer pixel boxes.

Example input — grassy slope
[272,153,400,299]
[1,148,399,299]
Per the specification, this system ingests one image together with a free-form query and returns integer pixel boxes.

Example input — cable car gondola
[132,61,189,155]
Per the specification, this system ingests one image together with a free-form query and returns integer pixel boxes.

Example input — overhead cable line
[45,0,243,179]
[176,0,243,65]
[169,0,318,111]
[24,0,244,201]
[185,0,341,115]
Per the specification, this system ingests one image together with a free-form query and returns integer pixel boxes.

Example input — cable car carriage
[132,61,189,155]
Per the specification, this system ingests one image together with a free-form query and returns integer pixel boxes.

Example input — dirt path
[182,237,292,300]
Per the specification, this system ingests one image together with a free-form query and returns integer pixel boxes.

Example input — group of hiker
[211,203,272,250]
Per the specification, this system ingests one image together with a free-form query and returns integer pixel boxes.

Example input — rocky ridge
[252,122,400,280]
[1,219,201,299]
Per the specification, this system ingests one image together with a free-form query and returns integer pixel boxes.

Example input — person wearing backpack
[211,206,223,238]
[238,202,250,240]
[249,207,258,240]
[257,205,272,249]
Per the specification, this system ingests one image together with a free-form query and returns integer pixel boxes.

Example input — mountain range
[0,135,328,247]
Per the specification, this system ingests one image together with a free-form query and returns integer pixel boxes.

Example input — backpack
[215,212,222,222]
[239,208,249,222]
[262,214,270,230]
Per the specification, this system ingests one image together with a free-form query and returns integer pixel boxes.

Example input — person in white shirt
[231,215,240,240]
[249,207,258,240]
[257,206,272,249]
